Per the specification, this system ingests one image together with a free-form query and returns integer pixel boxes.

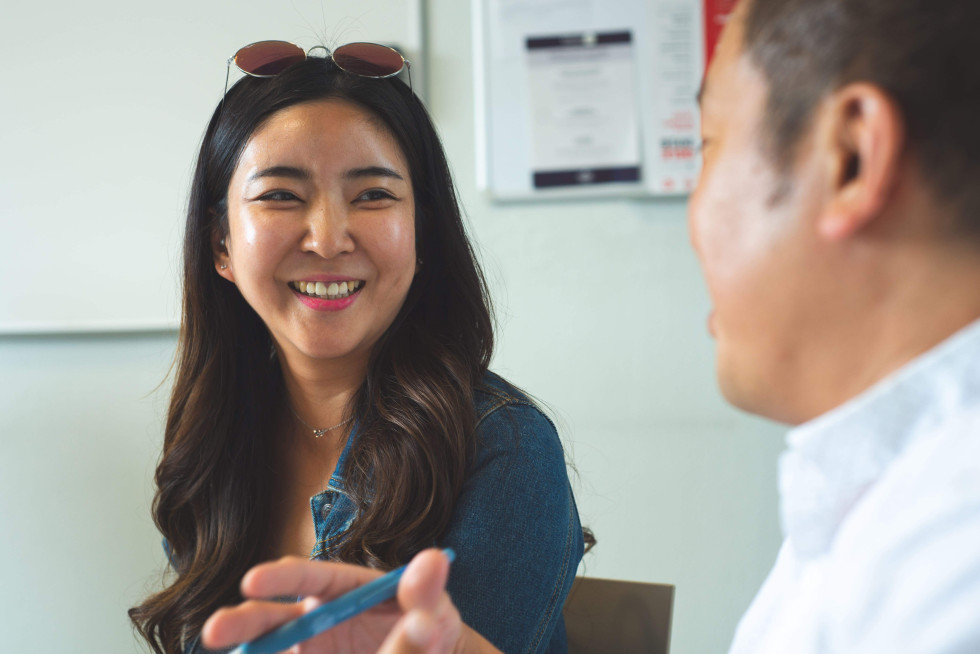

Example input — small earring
[220,264,227,270]
[417,257,424,266]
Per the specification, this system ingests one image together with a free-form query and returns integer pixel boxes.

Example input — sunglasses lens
[235,41,306,76]
[332,43,405,77]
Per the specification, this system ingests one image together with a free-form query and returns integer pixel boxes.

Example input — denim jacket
[184,371,583,654]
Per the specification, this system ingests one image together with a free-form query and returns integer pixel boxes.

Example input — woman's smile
[289,278,366,312]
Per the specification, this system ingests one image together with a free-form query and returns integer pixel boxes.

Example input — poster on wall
[526,31,642,189]
[474,0,704,200]
[649,2,701,194]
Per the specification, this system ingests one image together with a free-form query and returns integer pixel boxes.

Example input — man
[686,0,980,651]
[203,0,980,651]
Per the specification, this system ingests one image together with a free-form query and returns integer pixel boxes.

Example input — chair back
[563,576,674,654]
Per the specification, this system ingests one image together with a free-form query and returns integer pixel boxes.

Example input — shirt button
[320,503,333,518]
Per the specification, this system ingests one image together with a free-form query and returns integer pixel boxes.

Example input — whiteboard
[473,0,704,201]
[0,0,422,334]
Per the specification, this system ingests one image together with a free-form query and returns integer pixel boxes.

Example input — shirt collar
[326,419,360,493]
[778,318,980,560]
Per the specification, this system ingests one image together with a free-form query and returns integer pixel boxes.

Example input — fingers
[385,550,462,654]
[240,556,383,600]
[203,557,384,650]
[203,551,453,653]
[378,610,441,654]
[398,549,451,612]
[201,599,305,649]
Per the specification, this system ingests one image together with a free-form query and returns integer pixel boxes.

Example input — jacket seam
[475,397,537,428]
[310,527,350,559]
[523,485,576,654]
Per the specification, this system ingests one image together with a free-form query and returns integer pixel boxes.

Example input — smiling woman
[128,48,587,654]
[216,100,419,368]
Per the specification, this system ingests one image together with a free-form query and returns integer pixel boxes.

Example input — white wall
[0,334,174,651]
[0,1,786,653]
[0,0,422,332]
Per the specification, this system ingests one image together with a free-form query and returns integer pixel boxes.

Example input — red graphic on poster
[664,111,696,131]
[704,0,738,71]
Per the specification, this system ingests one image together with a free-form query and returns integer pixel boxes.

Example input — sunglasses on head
[223,40,412,97]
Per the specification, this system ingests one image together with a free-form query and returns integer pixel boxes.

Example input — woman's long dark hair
[130,57,494,653]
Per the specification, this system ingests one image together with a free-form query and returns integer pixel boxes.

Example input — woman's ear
[212,229,235,283]
[816,83,906,241]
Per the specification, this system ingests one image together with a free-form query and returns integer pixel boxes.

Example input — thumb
[398,549,451,611]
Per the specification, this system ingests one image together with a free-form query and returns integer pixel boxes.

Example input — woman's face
[215,99,417,368]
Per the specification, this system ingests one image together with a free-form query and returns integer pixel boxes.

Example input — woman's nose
[302,201,354,258]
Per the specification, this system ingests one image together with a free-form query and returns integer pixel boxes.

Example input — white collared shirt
[728,319,980,654]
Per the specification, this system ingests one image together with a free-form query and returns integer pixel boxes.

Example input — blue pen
[231,548,456,654]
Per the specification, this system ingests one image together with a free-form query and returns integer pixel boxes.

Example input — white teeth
[293,280,363,300]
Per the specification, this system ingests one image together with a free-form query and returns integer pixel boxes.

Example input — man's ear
[211,228,235,283]
[817,83,905,241]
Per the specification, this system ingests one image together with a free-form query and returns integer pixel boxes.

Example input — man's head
[690,0,980,424]
[743,0,980,229]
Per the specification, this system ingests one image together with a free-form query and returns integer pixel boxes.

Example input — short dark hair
[743,0,980,233]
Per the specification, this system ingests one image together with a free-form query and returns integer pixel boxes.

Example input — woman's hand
[202,549,472,654]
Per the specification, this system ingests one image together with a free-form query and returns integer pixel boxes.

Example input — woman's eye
[356,189,396,203]
[257,190,300,202]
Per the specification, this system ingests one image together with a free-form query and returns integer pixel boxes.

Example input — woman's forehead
[235,99,410,179]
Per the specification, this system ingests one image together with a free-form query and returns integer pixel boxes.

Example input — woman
[130,43,586,653]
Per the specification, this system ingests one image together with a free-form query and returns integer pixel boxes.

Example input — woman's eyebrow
[248,166,311,182]
[344,166,405,181]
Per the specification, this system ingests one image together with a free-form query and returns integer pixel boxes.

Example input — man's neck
[796,237,980,425]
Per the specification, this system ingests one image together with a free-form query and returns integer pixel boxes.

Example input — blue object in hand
[230,548,456,654]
